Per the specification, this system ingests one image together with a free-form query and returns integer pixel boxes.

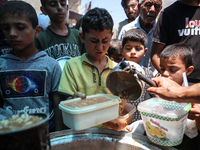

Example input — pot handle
[133,69,157,87]
[120,61,157,87]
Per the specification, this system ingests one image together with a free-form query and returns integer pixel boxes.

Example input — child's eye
[2,26,10,31]
[136,47,143,51]
[60,1,66,6]
[49,2,56,7]
[90,40,98,43]
[124,46,132,51]
[170,68,178,73]
[125,47,132,51]
[17,26,25,31]
[102,40,109,44]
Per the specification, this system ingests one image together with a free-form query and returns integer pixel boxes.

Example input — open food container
[138,98,191,147]
[0,113,50,150]
[102,103,136,131]
[59,94,120,130]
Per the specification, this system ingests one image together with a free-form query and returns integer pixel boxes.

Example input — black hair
[40,0,46,7]
[82,7,113,36]
[0,1,38,29]
[122,28,147,48]
[160,43,194,68]
[121,0,139,8]
[75,16,83,31]
[108,39,122,57]
[140,0,162,5]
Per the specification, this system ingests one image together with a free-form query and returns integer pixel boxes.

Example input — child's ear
[79,32,85,43]
[40,6,47,15]
[186,66,194,76]
[144,48,148,55]
[35,26,42,38]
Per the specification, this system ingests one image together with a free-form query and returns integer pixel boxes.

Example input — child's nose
[131,48,136,53]
[57,2,63,10]
[10,28,17,37]
[162,70,169,77]
[97,43,103,50]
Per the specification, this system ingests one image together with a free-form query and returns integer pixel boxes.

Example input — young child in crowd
[0,1,62,132]
[58,7,115,97]
[35,0,86,60]
[159,43,194,86]
[0,0,12,56]
[57,7,116,129]
[121,28,155,123]
[159,43,200,149]
[107,39,123,63]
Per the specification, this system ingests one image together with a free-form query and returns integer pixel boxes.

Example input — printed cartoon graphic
[146,122,166,138]
[0,70,46,98]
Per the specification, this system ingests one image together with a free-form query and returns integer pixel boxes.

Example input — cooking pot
[106,61,157,101]
[50,128,176,150]
[0,113,50,150]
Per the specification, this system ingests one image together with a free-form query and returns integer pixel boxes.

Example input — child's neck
[87,54,108,74]
[50,22,68,36]
[14,48,38,61]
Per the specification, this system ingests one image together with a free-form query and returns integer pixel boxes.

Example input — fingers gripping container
[138,98,191,146]
[59,94,120,130]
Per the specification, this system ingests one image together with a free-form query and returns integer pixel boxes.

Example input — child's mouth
[96,51,102,55]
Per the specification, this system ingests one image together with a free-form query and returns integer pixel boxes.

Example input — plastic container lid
[59,94,120,114]
[138,98,191,119]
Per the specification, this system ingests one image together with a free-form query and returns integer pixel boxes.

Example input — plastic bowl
[102,103,136,131]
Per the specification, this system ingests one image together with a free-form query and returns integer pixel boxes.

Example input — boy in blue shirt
[0,1,62,132]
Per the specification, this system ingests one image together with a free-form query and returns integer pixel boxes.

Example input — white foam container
[138,98,191,147]
[59,94,120,130]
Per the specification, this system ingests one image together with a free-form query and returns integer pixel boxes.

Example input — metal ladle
[106,61,157,101]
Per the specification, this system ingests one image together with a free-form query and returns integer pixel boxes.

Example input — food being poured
[103,103,136,131]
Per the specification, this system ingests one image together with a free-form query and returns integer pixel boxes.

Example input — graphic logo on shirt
[45,43,81,59]
[0,70,46,98]
[178,17,200,36]
[5,105,47,115]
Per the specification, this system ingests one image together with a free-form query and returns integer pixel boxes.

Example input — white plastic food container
[138,98,191,147]
[59,94,120,130]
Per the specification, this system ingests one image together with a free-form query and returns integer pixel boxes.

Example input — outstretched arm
[147,76,200,103]
[150,42,165,72]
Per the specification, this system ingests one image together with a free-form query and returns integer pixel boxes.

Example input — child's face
[1,13,40,51]
[122,40,147,64]
[110,51,123,63]
[79,29,112,61]
[160,56,192,86]
[42,0,68,23]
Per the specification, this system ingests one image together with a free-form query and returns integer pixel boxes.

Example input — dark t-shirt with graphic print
[35,26,86,60]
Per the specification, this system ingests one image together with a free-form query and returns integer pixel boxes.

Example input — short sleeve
[58,61,77,95]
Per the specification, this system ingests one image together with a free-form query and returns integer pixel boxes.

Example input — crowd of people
[0,0,200,149]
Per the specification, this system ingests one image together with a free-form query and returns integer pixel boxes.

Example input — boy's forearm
[53,94,69,131]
